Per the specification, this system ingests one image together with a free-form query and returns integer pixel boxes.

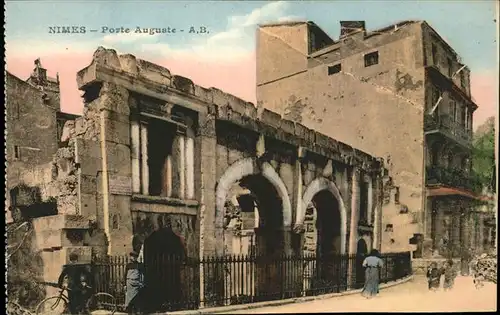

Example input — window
[131,114,195,199]
[449,99,457,121]
[394,187,400,204]
[459,104,466,127]
[14,146,20,160]
[328,64,341,75]
[364,51,379,67]
[385,224,394,232]
[447,58,453,77]
[359,181,369,223]
[460,71,467,89]
[431,44,438,65]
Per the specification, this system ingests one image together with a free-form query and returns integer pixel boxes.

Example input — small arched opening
[355,239,369,288]
[142,227,187,311]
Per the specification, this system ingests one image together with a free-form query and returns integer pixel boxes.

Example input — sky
[5,0,499,129]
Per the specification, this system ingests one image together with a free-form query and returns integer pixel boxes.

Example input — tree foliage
[7,220,46,310]
[472,116,496,193]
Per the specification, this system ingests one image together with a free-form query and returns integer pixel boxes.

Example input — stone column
[140,121,149,195]
[460,211,470,253]
[367,176,373,225]
[96,82,134,255]
[372,176,382,251]
[434,206,444,253]
[185,130,195,200]
[349,168,360,254]
[179,135,186,199]
[293,147,305,253]
[163,155,172,197]
[171,133,186,199]
[196,112,220,256]
[130,121,141,194]
[451,210,461,257]
[478,213,484,252]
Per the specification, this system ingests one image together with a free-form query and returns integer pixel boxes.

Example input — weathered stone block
[35,229,88,250]
[106,142,132,176]
[79,156,103,176]
[103,118,130,145]
[137,59,172,86]
[118,54,139,75]
[194,85,212,103]
[172,75,195,95]
[79,193,97,219]
[75,138,101,162]
[102,109,130,124]
[58,196,79,215]
[33,214,90,232]
[98,84,130,116]
[79,175,97,194]
[260,109,281,129]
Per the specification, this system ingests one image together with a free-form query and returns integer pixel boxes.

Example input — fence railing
[91,251,411,313]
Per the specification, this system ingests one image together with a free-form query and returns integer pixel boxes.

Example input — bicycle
[36,284,117,315]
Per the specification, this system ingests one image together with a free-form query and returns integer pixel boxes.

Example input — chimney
[340,21,366,38]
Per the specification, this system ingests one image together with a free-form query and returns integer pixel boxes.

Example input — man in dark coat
[57,253,93,314]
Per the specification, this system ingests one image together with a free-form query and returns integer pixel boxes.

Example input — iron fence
[91,251,411,313]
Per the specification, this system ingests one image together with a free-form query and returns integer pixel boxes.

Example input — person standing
[124,251,145,315]
[361,249,384,299]
[426,262,442,291]
[57,253,93,314]
[442,260,457,291]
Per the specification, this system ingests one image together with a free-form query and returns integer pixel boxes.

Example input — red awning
[426,185,490,201]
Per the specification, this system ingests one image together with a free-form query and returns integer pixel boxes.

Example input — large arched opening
[299,177,347,294]
[142,228,187,311]
[215,158,292,302]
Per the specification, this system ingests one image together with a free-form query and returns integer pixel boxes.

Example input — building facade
[7,48,392,300]
[256,20,487,258]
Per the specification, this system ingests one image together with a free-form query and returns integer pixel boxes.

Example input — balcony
[426,165,482,194]
[426,65,476,107]
[424,114,472,149]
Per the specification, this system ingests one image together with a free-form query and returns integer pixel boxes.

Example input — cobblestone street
[228,276,497,313]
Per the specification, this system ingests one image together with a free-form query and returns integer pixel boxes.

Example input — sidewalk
[231,276,497,314]
[169,276,413,315]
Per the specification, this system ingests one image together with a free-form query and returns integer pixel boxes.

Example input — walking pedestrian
[124,251,145,315]
[442,260,457,291]
[361,249,384,299]
[426,262,442,292]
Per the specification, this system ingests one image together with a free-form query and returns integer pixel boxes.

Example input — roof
[258,20,308,28]
[310,20,421,58]
[427,185,491,202]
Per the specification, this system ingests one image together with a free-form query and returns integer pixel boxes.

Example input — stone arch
[296,177,347,254]
[215,158,292,229]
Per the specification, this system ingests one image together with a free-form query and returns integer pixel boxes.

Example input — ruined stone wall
[257,23,426,253]
[6,72,59,193]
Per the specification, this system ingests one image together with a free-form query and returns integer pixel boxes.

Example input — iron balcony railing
[91,251,412,313]
[426,165,482,193]
[424,114,472,148]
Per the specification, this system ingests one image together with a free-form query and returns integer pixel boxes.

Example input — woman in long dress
[124,251,145,314]
[361,249,384,298]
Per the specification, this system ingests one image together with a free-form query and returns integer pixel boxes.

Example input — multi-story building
[256,20,486,258]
